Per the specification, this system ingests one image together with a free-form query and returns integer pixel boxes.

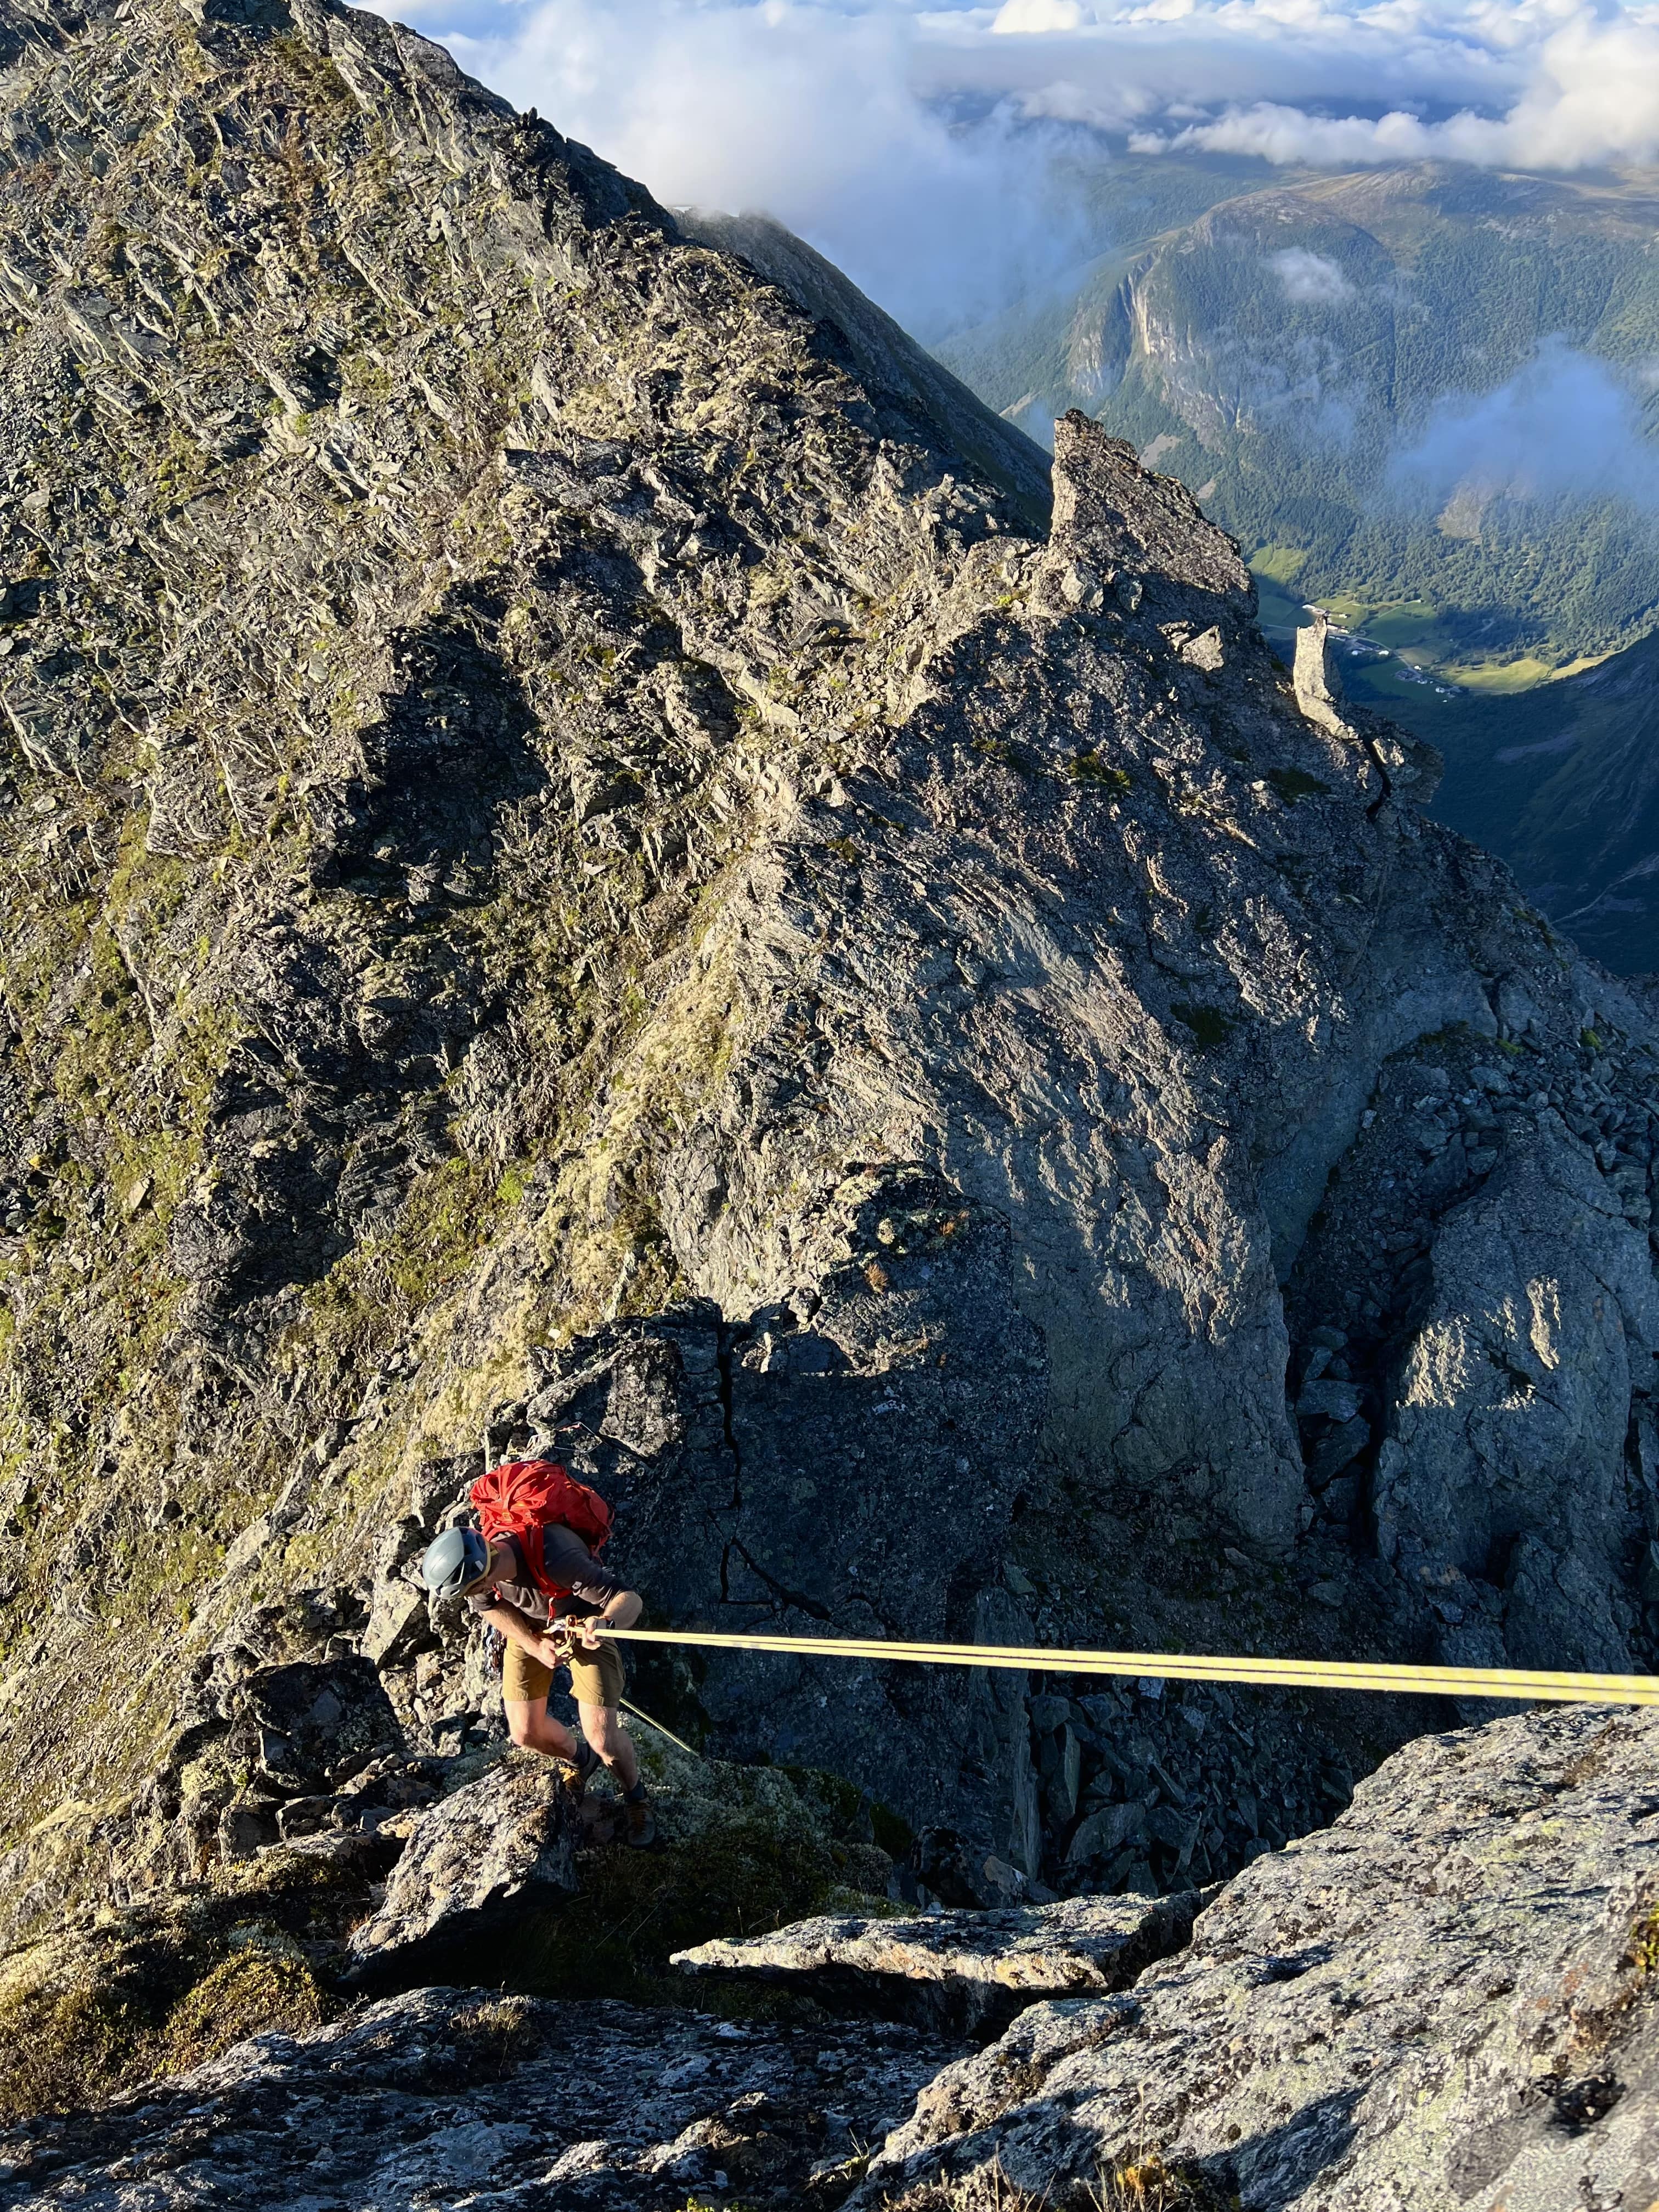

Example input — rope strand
[595,1624,1659,1707]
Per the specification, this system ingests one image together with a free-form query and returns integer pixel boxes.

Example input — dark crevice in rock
[725,1532,833,1623]
[715,1327,743,1513]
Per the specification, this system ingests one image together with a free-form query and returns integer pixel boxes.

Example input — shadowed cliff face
[2,0,1659,1940]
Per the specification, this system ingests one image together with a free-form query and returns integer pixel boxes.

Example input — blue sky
[369,1,1659,331]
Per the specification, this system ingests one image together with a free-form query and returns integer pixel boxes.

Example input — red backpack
[470,1458,613,1600]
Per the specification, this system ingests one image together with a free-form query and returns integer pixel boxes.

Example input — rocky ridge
[8,1703,1659,2209]
[1,1983,968,2210]
[856,1702,1659,2210]
[1,0,1659,1983]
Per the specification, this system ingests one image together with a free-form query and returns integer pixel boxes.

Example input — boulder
[855,1703,1659,2210]
[360,1578,428,1669]
[346,1759,578,1984]
[672,1889,1207,2033]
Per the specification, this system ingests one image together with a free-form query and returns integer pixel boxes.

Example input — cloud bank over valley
[377,2,1659,335]
[1392,337,1659,517]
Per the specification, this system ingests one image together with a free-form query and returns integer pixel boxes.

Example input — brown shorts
[501,1634,624,1712]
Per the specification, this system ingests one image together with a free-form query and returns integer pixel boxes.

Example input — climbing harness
[592,1624,1659,1708]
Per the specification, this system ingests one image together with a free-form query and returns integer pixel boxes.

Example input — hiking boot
[560,1740,600,1799]
[625,1793,657,1849]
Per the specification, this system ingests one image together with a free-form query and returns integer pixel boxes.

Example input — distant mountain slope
[1347,629,1659,975]
[937,157,1659,679]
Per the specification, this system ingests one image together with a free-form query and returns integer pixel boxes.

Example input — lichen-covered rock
[856,1703,1659,2210]
[0,1985,967,2210]
[672,1889,1206,2033]
[346,1737,895,2004]
[346,1757,578,1981]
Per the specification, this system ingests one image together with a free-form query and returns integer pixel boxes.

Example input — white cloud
[1269,249,1356,304]
[377,1,1659,336]
[424,0,1095,338]
[1157,8,1659,171]
[1391,337,1659,511]
[991,0,1086,29]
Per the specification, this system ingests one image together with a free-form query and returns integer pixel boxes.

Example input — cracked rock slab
[345,1757,577,1982]
[672,1890,1207,2034]
[854,1704,1659,2210]
[0,1987,966,2211]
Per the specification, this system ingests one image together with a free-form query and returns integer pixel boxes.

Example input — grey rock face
[346,1758,577,1982]
[0,1985,964,2209]
[1383,1127,1659,1669]
[856,1704,1659,2210]
[495,1167,1047,1861]
[1286,1024,1659,1688]
[3,0,1659,1936]
[674,209,1053,533]
[672,1889,1206,2033]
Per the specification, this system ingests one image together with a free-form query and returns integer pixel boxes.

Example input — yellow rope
[597,1624,1659,1707]
[618,1694,701,1758]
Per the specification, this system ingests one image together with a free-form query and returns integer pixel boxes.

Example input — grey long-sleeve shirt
[465,1527,624,1627]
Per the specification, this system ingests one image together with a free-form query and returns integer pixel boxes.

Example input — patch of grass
[285,1154,521,1387]
[0,1977,150,2121]
[0,1852,360,2120]
[159,1944,325,2073]
[882,2151,1236,2211]
[1629,1905,1659,1976]
[869,1799,916,1862]
[1356,600,1441,652]
[1441,648,1612,693]
[1248,544,1306,586]
[1069,751,1132,792]
[1091,2155,1238,2211]
[972,736,1037,777]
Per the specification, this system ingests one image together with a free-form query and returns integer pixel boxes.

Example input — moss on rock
[351,1743,895,2013]
[0,1846,365,2120]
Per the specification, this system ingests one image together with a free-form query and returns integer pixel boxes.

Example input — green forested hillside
[939,159,1659,678]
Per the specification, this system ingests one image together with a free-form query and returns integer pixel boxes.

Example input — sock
[624,1779,647,1804]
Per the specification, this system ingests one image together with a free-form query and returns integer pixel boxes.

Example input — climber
[419,1459,655,1847]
